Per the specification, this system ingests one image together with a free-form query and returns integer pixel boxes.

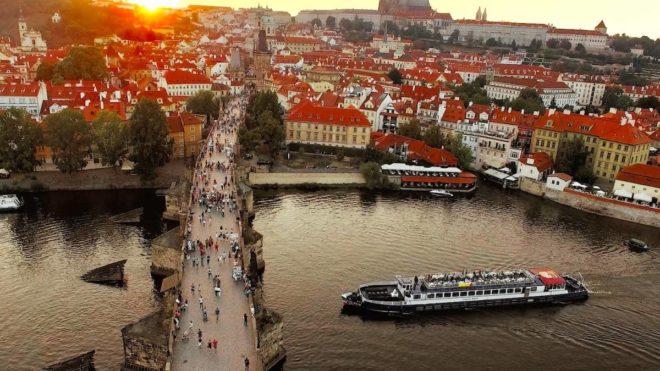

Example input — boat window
[531,287,537,292]
[484,290,491,295]
[413,294,421,299]
[460,291,467,297]
[427,293,435,299]
[507,288,514,294]
[452,292,459,297]
[468,291,475,296]
[515,288,522,293]
[444,293,451,297]
[476,291,483,295]
[498,289,504,294]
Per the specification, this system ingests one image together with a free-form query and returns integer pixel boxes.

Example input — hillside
[0,0,60,42]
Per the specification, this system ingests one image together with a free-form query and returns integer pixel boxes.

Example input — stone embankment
[0,160,186,192]
[520,177,660,228]
[248,172,366,188]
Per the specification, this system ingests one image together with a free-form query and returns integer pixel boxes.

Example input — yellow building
[167,112,204,158]
[285,101,371,149]
[531,112,651,183]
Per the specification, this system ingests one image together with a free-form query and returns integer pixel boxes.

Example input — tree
[508,88,545,114]
[36,62,55,81]
[186,90,220,121]
[311,18,322,28]
[49,46,108,81]
[46,109,92,174]
[339,18,352,30]
[556,137,590,179]
[336,149,345,161]
[92,111,128,168]
[511,40,518,51]
[485,38,499,47]
[423,125,447,149]
[246,91,282,129]
[549,97,558,109]
[238,125,259,152]
[397,120,422,139]
[636,96,660,110]
[128,100,172,179]
[575,43,586,54]
[325,16,336,29]
[448,30,460,44]
[387,68,403,85]
[452,79,490,106]
[0,108,44,172]
[546,38,560,49]
[559,39,572,50]
[602,87,633,110]
[446,134,472,169]
[256,110,284,157]
[381,20,399,36]
[360,162,392,189]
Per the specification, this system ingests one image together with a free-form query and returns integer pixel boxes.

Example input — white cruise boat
[342,268,588,315]
[0,194,24,212]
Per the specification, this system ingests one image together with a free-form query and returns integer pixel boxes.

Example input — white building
[18,12,47,52]
[485,77,577,108]
[560,74,607,107]
[451,20,548,47]
[160,70,212,97]
[613,164,660,201]
[0,82,48,116]
[546,172,573,191]
[517,152,554,181]
[547,28,607,51]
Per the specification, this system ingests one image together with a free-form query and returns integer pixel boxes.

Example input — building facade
[285,101,372,148]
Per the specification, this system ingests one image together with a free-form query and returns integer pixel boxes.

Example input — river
[0,190,168,370]
[1,186,658,370]
[253,184,660,370]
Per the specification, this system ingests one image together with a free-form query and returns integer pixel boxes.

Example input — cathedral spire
[482,8,487,21]
[476,7,482,21]
[19,0,25,21]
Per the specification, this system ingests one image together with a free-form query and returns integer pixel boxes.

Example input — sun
[131,0,180,11]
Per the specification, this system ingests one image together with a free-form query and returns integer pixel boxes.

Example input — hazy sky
[176,0,659,38]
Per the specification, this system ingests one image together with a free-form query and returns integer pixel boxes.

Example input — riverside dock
[170,98,261,370]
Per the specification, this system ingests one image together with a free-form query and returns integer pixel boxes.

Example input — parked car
[0,169,10,179]
[243,153,254,160]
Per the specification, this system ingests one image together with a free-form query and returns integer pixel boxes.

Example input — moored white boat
[430,190,453,198]
[0,194,24,212]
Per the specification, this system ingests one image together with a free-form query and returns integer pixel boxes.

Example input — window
[460,291,467,297]
[427,294,435,299]
[484,290,491,295]
[515,288,522,293]
[500,289,506,294]
[477,291,483,295]
[444,293,451,298]
[413,294,420,299]
[506,288,513,293]
[452,292,459,297]
[531,287,537,292]
[468,291,475,296]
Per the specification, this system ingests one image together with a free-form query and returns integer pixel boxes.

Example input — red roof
[615,164,660,189]
[164,70,211,85]
[287,101,370,127]
[519,152,553,172]
[0,83,41,97]
[548,173,573,182]
[529,268,566,286]
[373,133,459,167]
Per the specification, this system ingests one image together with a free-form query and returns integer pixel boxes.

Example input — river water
[0,190,167,370]
[253,184,660,371]
[1,186,658,370]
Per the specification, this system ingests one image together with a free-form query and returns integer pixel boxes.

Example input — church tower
[253,29,272,91]
[18,2,27,40]
[481,8,487,21]
[475,7,482,21]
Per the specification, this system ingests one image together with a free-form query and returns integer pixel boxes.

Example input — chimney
[609,107,617,114]
[563,109,571,115]
[620,117,627,126]
[507,107,512,113]
[533,111,540,116]
[579,110,585,115]
[548,108,556,116]
[521,109,525,115]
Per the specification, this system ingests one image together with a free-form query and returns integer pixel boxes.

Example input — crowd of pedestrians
[172,95,257,370]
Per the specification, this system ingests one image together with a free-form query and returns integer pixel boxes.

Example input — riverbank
[0,160,186,192]
[248,172,366,189]
[519,177,660,228]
